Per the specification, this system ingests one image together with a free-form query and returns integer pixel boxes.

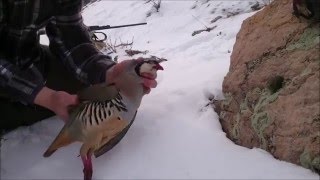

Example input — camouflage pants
[0,46,86,133]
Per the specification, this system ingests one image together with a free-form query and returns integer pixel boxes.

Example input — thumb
[68,94,79,105]
[106,65,116,84]
[72,95,80,104]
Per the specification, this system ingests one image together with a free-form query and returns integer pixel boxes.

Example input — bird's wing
[67,83,119,119]
[43,84,118,157]
[94,111,138,157]
[77,83,119,102]
[43,121,76,157]
[43,102,88,157]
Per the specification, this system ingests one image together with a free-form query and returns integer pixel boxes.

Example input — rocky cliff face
[214,0,320,173]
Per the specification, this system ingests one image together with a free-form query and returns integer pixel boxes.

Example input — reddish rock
[214,0,320,173]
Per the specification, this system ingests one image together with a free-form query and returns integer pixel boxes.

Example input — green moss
[312,157,320,172]
[240,97,249,112]
[300,150,312,168]
[222,92,233,107]
[251,89,279,149]
[248,88,263,109]
[220,111,226,119]
[231,113,241,140]
[247,58,263,72]
[251,112,270,149]
[300,149,320,173]
[218,93,233,120]
[286,26,320,51]
[300,68,313,77]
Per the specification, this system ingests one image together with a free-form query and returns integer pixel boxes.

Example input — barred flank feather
[77,93,128,127]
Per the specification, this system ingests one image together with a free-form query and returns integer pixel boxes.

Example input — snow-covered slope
[1,1,319,179]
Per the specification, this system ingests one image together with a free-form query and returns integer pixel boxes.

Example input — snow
[1,1,319,179]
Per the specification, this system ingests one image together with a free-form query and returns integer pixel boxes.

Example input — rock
[251,2,262,11]
[214,0,320,174]
[211,16,223,23]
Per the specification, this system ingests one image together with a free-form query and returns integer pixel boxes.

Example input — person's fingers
[143,87,151,94]
[69,94,79,105]
[57,93,77,122]
[143,78,157,88]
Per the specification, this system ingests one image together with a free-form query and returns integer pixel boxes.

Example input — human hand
[34,87,79,122]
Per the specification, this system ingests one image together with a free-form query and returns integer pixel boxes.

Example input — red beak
[154,63,164,70]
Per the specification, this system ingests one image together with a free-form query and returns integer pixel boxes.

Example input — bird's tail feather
[43,149,57,157]
[43,128,73,157]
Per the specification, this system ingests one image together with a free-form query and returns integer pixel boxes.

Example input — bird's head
[107,57,166,96]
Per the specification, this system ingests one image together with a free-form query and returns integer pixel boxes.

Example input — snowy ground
[1,1,319,179]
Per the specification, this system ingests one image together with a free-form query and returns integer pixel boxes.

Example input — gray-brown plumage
[43,58,166,180]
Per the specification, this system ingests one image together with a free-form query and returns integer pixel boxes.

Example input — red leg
[81,151,93,180]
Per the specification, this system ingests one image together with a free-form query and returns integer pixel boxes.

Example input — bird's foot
[83,167,93,180]
[81,150,93,180]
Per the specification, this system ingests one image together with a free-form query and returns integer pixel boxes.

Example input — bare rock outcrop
[214,0,320,173]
